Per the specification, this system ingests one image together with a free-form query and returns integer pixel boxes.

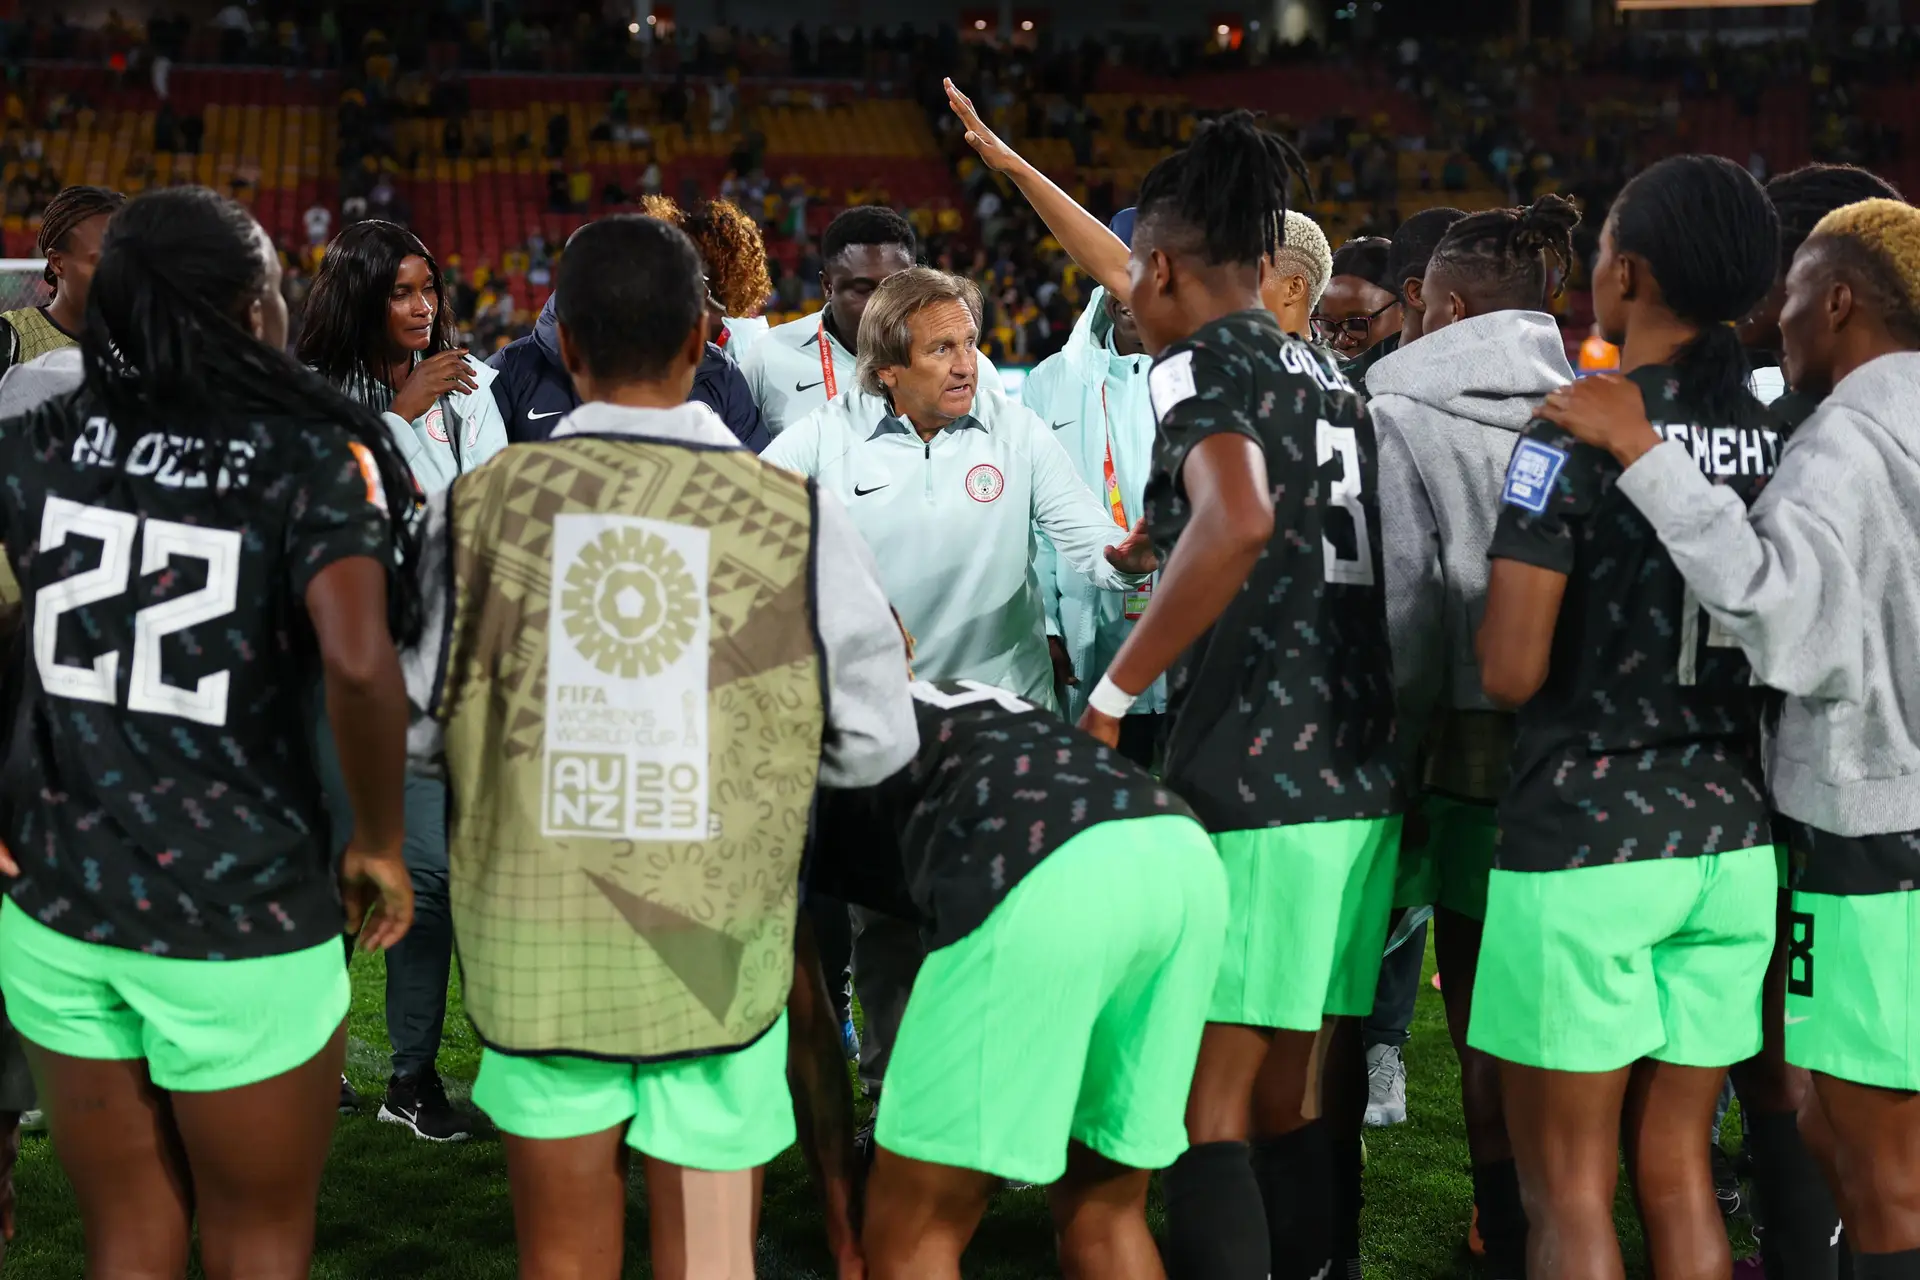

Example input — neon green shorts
[472,1013,794,1171]
[1468,846,1776,1071]
[1784,889,1920,1090]
[0,897,348,1092]
[1210,815,1402,1031]
[875,815,1227,1186]
[1393,794,1497,919]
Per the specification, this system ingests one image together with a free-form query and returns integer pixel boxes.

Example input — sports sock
[1745,1106,1841,1280]
[1163,1140,1271,1280]
[1330,1125,1363,1277]
[1850,1250,1920,1279]
[1472,1158,1528,1279]
[1252,1121,1334,1280]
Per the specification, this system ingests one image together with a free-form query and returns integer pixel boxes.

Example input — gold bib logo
[560,525,700,678]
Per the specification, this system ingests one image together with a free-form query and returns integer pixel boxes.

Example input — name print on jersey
[543,513,712,840]
[69,416,259,491]
[1654,421,1781,478]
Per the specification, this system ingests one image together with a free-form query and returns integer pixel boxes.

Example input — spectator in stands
[1263,209,1335,339]
[545,167,569,214]
[741,206,920,437]
[0,184,123,376]
[298,219,507,1143]
[1021,209,1162,762]
[305,199,333,248]
[1315,235,1400,369]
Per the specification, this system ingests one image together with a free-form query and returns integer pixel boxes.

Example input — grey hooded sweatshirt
[1615,350,1920,838]
[1367,310,1573,799]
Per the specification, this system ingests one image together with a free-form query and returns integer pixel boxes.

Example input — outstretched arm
[945,79,1132,298]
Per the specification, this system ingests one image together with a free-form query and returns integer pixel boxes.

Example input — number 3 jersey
[0,390,393,957]
[1488,365,1778,871]
[1143,309,1403,832]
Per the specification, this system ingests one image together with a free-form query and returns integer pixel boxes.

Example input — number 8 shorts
[1784,887,1920,1091]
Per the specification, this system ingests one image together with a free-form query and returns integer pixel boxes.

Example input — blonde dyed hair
[1806,197,1920,342]
[1271,210,1334,308]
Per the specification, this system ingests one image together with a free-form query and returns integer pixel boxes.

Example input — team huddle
[0,72,1913,1280]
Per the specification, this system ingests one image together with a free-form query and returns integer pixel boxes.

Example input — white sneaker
[1363,1043,1407,1127]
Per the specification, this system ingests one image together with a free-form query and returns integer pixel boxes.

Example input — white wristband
[1086,673,1139,720]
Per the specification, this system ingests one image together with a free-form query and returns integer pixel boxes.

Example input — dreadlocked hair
[1611,154,1778,429]
[296,219,459,411]
[1135,110,1313,267]
[82,187,422,644]
[36,184,125,288]
[637,194,773,317]
[1766,163,1903,273]
[1429,193,1581,307]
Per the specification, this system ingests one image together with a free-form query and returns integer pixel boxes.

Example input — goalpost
[0,260,49,316]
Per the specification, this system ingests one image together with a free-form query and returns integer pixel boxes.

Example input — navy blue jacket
[488,296,771,452]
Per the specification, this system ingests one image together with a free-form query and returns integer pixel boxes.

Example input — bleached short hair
[1271,211,1334,308]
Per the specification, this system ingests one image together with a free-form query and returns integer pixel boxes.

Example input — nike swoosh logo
[852,483,889,497]
[796,379,824,393]
[527,409,562,420]
[1050,420,1074,431]
[1784,1014,1811,1025]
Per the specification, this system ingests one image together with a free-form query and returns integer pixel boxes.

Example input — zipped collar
[867,412,988,442]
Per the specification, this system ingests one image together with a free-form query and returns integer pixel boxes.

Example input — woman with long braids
[298,218,506,1139]
[1547,195,1920,1280]
[0,184,124,377]
[947,80,1402,1280]
[0,185,415,1279]
[1476,154,1783,1280]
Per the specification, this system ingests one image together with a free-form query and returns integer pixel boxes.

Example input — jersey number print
[34,496,242,727]
[1316,418,1374,587]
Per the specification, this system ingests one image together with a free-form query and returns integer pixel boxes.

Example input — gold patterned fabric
[440,438,824,1060]
[0,307,74,369]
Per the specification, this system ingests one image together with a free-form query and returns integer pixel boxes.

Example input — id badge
[1124,577,1153,621]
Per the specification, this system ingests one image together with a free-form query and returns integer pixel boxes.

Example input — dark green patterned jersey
[1142,308,1403,832]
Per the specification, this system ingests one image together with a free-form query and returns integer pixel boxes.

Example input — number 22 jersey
[1143,309,1403,832]
[1488,365,1776,871]
[0,390,392,958]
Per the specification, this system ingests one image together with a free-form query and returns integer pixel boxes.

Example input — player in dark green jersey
[807,678,1226,1279]
[945,79,1403,1280]
[1477,154,1782,1280]
[0,187,418,1280]
[1548,196,1920,1280]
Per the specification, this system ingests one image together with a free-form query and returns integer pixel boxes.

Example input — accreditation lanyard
[817,320,837,399]
[1099,383,1153,621]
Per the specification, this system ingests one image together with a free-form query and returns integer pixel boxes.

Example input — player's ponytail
[1610,155,1777,428]
[1428,194,1581,309]
[81,186,422,643]
[1136,110,1313,267]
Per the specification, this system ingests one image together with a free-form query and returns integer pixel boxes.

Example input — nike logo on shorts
[1784,1014,1812,1025]
[1050,420,1073,431]
[527,409,562,420]
[796,379,824,393]
[853,482,889,497]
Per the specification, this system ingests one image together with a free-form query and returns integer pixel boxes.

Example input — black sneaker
[378,1070,474,1142]
[339,1075,359,1114]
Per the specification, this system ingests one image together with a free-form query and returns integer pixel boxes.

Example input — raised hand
[944,78,1022,175]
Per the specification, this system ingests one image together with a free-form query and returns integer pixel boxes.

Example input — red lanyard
[1099,384,1126,529]
[817,320,837,399]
